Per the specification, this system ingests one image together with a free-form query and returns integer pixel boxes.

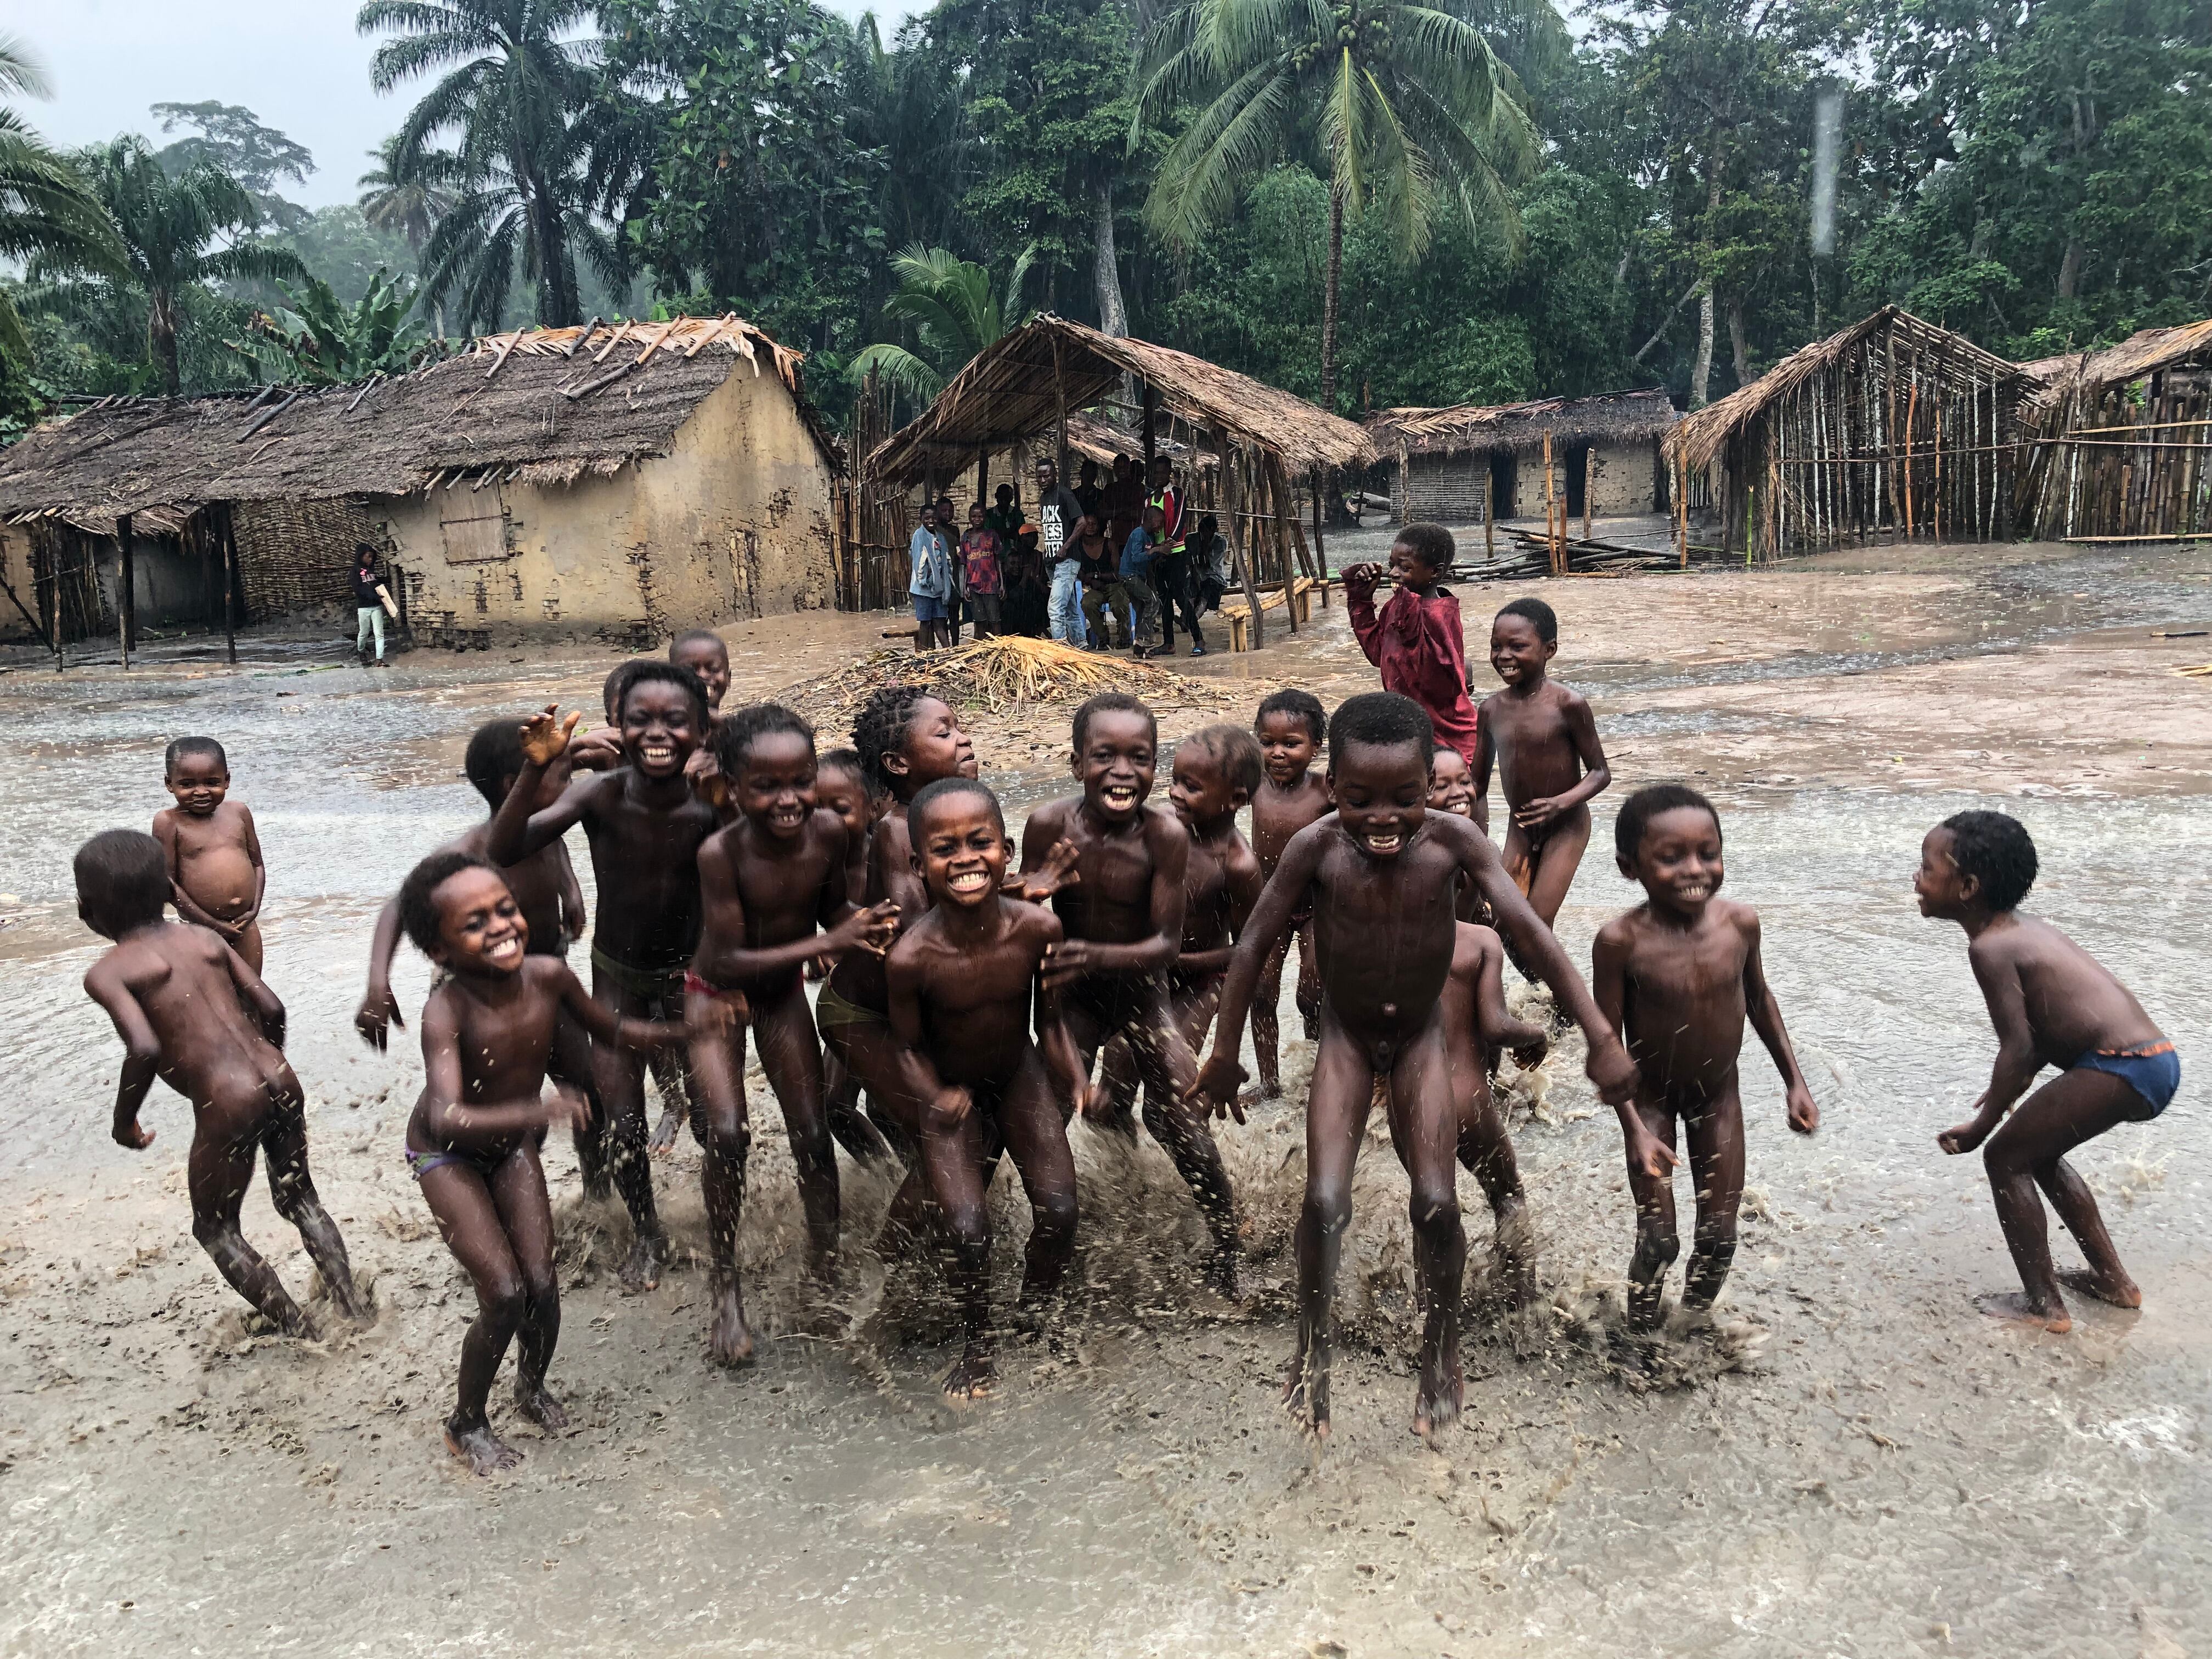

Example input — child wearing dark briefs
[358,717,603,1190]
[1916,810,2178,1334]
[686,704,899,1362]
[1474,597,1611,933]
[153,736,267,973]
[887,778,1088,1400]
[1099,726,1265,1127]
[1022,693,1243,1295]
[1249,689,1331,1101]
[396,851,691,1474]
[1593,786,1819,1333]
[1190,693,1639,1440]
[799,747,896,1166]
[487,663,720,1292]
[76,829,365,1339]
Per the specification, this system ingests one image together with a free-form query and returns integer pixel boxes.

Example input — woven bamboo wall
[231,498,382,620]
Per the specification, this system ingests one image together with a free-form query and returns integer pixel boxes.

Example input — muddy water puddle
[3,551,2210,1656]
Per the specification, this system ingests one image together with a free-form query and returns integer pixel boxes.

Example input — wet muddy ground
[3,540,2209,1657]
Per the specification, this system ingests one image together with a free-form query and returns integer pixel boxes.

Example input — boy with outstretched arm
[1099,725,1265,1126]
[1023,693,1244,1295]
[1916,810,2177,1334]
[357,716,605,1192]
[153,737,267,973]
[1189,693,1640,1441]
[1593,786,1818,1333]
[1249,689,1331,1100]
[887,778,1087,1401]
[486,663,720,1292]
[77,829,365,1339]
[687,704,899,1362]
[1474,597,1611,931]
[395,851,691,1474]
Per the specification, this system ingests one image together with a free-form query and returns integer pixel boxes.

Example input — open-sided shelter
[867,315,1374,648]
[1365,388,1678,524]
[2015,318,2212,543]
[0,315,839,658]
[1666,307,2026,561]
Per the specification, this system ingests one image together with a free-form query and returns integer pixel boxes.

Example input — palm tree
[849,243,1038,409]
[358,0,604,328]
[357,133,461,250]
[39,136,302,395]
[0,35,127,363]
[1132,0,1548,410]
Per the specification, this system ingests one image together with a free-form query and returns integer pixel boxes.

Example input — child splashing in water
[397,851,690,1472]
[1916,810,2177,1333]
[1193,694,1639,1440]
[1594,786,1819,1332]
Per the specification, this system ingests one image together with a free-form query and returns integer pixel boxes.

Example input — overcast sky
[12,0,921,212]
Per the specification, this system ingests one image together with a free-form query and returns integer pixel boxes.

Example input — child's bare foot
[647,1106,685,1156]
[1282,1336,1330,1440]
[1239,1080,1283,1109]
[444,1421,523,1475]
[1413,1346,1463,1441]
[709,1284,756,1365]
[1975,1290,2072,1334]
[944,1348,997,1403]
[513,1384,569,1431]
[619,1232,666,1294]
[1204,1239,1240,1301]
[1494,1204,1539,1309]
[2057,1268,2142,1310]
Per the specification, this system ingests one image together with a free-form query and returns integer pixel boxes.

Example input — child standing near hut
[909,504,956,653]
[961,503,1006,640]
[153,737,267,975]
[1472,597,1611,933]
[1343,524,1481,767]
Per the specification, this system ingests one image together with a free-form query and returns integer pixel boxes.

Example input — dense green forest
[3,0,2207,437]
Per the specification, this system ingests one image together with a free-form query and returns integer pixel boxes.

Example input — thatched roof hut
[1365,388,1678,522]
[0,317,843,652]
[1664,307,2026,559]
[2015,318,2212,541]
[867,316,1372,648]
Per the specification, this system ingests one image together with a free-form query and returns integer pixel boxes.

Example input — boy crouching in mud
[1593,786,1819,1333]
[1916,810,2178,1334]
[887,778,1088,1401]
[1191,694,1639,1441]
[398,850,693,1474]
[77,829,365,1338]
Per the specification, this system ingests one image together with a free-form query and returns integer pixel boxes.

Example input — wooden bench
[1218,575,1327,652]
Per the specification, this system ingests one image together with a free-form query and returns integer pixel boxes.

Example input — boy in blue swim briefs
[1916,810,2179,1334]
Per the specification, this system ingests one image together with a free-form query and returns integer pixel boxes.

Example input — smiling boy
[1191,693,1639,1440]
[1022,693,1242,1294]
[1592,785,1818,1333]
[1343,523,1480,766]
[486,664,720,1291]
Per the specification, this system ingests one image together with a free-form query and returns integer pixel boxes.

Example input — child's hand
[112,1116,154,1151]
[1342,563,1380,601]
[1040,938,1098,988]
[1509,1029,1550,1072]
[1626,1124,1677,1180]
[544,1084,593,1137]
[520,705,580,768]
[688,994,747,1038]
[1585,1033,1639,1106]
[832,902,900,958]
[925,1084,974,1132]
[1938,1118,1991,1155]
[567,725,624,772]
[684,746,721,793]
[1514,795,1568,832]
[1186,1050,1248,1116]
[354,983,405,1050]
[1786,1081,1820,1134]
[1006,839,1081,903]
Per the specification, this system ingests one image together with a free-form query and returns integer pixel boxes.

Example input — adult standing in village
[351,543,392,667]
[1144,456,1191,652]
[1033,457,1086,648]
[1074,458,1105,533]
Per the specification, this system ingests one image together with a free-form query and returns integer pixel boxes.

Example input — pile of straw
[781,635,1190,730]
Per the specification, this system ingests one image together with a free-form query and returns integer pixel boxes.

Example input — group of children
[72,524,2180,1472]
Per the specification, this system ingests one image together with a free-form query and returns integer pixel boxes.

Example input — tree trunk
[1727,295,1750,388]
[1093,182,1127,337]
[1320,187,1345,413]
[2057,238,2083,301]
[149,289,181,397]
[1690,285,1716,409]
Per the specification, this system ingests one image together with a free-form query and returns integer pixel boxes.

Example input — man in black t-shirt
[350,543,391,665]
[1032,458,1086,646]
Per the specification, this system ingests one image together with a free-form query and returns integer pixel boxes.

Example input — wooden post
[976,449,988,516]
[1141,382,1156,470]
[1485,472,1495,558]
[1230,445,1263,650]
[196,513,216,634]
[116,515,133,668]
[1677,454,1690,567]
[1052,334,1069,481]
[1541,433,1555,574]
[221,506,239,664]
[1310,465,1328,594]
[1269,456,1298,634]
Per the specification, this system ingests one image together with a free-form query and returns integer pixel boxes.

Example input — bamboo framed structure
[2016,319,2212,543]
[1666,307,2026,561]
[867,315,1373,650]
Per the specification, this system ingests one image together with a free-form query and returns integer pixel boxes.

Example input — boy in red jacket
[1343,523,1480,766]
